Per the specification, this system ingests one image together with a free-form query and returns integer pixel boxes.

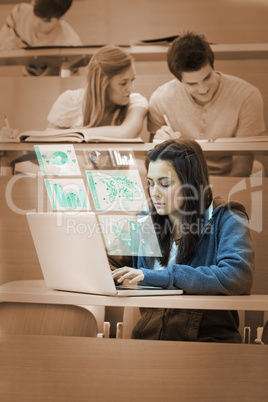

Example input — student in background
[148,32,266,176]
[0,0,81,49]
[0,0,81,75]
[47,45,148,140]
[112,139,254,342]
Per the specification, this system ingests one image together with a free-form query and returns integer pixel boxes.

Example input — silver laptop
[26,212,183,297]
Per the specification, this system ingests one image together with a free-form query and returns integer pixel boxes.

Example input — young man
[148,32,266,176]
[0,0,81,75]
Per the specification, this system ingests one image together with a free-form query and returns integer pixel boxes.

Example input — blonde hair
[83,45,133,127]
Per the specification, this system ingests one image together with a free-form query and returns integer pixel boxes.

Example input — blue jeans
[131,308,242,343]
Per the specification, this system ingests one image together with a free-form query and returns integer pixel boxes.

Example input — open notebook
[16,128,144,143]
[26,212,183,297]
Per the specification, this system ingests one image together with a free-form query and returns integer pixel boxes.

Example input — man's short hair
[167,32,215,81]
[33,0,73,20]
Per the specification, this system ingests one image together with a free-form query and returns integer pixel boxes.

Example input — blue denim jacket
[131,199,254,342]
[133,198,254,295]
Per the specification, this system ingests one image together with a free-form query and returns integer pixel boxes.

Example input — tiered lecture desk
[1,43,268,73]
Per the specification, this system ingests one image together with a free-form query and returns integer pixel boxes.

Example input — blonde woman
[47,45,148,140]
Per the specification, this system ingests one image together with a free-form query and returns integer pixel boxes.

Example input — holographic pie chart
[50,151,69,166]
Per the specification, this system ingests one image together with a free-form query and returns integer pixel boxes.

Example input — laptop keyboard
[116,283,163,290]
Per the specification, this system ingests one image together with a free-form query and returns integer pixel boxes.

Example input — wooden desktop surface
[2,140,268,182]
[1,334,268,402]
[1,140,268,153]
[1,280,268,312]
[1,43,268,68]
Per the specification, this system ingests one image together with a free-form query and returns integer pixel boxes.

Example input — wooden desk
[1,334,268,402]
[1,140,268,176]
[1,139,268,154]
[1,43,268,71]
[1,280,268,313]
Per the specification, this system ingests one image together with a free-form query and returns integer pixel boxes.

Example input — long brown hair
[146,139,213,266]
[83,45,133,127]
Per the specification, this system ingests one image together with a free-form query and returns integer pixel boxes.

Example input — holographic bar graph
[45,179,90,210]
[110,150,135,166]
[53,184,86,208]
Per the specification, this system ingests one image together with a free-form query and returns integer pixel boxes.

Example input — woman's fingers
[111,267,144,283]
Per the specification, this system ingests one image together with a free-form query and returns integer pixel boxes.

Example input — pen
[163,114,173,131]
[4,114,12,137]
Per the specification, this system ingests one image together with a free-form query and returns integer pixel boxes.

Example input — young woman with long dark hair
[112,139,254,342]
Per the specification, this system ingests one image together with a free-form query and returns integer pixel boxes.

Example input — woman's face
[107,63,136,106]
[147,160,184,220]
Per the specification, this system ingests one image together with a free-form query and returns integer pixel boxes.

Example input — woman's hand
[112,266,145,284]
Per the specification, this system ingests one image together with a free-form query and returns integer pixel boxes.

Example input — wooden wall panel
[0,175,44,284]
